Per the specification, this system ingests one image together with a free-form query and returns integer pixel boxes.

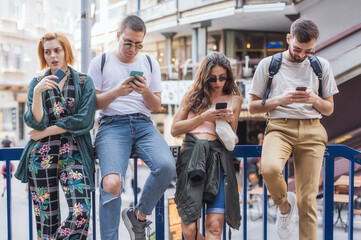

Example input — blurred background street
[1,0,361,239]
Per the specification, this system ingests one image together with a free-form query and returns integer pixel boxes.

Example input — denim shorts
[206,167,225,214]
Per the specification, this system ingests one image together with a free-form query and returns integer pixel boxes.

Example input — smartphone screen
[215,102,227,109]
[53,69,67,83]
[129,71,144,83]
[295,87,307,91]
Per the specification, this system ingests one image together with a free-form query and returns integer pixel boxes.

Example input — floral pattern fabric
[28,74,91,240]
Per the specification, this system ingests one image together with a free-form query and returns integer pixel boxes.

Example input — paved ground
[1,162,361,239]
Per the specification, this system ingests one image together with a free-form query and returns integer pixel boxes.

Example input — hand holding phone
[215,102,227,109]
[129,71,144,83]
[295,86,307,91]
[52,69,67,83]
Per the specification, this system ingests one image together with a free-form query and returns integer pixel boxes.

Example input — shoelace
[279,216,289,230]
[146,224,152,237]
[133,220,152,239]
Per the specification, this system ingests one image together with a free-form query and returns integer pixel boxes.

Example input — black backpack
[261,52,323,105]
[100,53,153,74]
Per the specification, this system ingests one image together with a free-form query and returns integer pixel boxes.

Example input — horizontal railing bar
[325,145,361,164]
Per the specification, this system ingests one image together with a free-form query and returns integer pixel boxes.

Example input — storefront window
[266,32,286,56]
[2,44,10,69]
[1,0,10,19]
[36,2,44,26]
[15,46,22,71]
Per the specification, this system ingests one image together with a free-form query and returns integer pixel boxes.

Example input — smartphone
[295,86,307,91]
[129,71,144,83]
[215,102,227,109]
[52,69,67,83]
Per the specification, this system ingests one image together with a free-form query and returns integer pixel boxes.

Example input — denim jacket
[15,67,97,190]
[175,133,241,229]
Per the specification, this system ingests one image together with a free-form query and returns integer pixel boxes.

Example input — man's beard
[289,49,307,63]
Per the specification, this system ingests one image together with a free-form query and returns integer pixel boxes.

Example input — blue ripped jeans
[95,114,176,240]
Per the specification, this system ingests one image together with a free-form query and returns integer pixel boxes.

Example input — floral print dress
[28,74,91,240]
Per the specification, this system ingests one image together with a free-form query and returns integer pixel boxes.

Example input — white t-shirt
[88,52,162,117]
[249,52,339,119]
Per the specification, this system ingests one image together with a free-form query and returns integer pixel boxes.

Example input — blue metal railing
[0,148,97,240]
[234,145,361,240]
[322,145,361,240]
[1,145,360,239]
[1,148,26,240]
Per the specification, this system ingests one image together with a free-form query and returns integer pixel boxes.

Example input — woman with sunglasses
[15,32,96,239]
[171,52,243,239]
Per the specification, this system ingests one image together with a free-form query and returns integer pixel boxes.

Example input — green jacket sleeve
[23,77,49,130]
[55,74,96,138]
[14,139,37,183]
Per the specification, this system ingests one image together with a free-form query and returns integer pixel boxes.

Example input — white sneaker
[276,192,297,240]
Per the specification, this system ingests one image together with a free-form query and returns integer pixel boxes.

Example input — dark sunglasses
[208,76,228,83]
[123,41,143,50]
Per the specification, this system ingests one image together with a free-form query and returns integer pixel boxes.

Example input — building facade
[87,0,361,147]
[0,0,80,145]
[1,0,360,150]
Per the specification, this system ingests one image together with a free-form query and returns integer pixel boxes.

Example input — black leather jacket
[175,133,241,230]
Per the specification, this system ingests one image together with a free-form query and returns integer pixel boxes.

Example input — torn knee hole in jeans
[101,173,124,197]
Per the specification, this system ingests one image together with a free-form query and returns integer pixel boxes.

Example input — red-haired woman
[15,32,96,240]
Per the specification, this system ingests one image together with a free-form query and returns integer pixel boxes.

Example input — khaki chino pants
[261,118,328,240]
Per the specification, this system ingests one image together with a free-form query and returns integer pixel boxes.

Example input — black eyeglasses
[123,40,143,50]
[207,76,228,82]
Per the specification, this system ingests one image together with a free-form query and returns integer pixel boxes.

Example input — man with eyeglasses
[88,15,175,240]
[248,18,338,240]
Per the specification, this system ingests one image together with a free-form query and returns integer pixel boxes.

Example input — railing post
[134,157,138,206]
[263,183,268,240]
[155,195,165,240]
[28,184,33,240]
[348,161,354,240]
[92,174,96,239]
[242,157,248,240]
[202,203,206,236]
[223,219,226,240]
[6,159,12,240]
[283,160,288,186]
[323,155,334,240]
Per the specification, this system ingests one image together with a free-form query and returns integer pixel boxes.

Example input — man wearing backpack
[248,18,338,240]
[88,15,175,240]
